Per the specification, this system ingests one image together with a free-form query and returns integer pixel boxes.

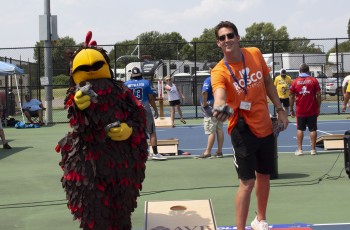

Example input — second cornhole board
[154,117,173,127]
[148,138,179,155]
[316,134,344,150]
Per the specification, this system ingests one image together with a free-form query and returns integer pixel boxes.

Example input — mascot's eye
[74,61,105,73]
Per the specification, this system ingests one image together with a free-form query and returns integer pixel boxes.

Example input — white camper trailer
[328,52,350,74]
[119,60,205,82]
[263,53,327,72]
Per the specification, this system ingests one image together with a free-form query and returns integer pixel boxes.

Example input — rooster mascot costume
[55,31,148,229]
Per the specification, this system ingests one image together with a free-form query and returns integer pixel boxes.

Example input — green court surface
[0,123,349,230]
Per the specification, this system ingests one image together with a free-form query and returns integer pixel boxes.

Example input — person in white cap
[124,67,167,161]
[274,69,292,115]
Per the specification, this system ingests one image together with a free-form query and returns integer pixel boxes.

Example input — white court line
[313,223,350,226]
[291,121,343,135]
[317,130,333,135]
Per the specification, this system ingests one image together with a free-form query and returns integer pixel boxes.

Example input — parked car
[325,77,343,96]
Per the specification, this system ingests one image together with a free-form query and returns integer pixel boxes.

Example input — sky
[1,0,349,50]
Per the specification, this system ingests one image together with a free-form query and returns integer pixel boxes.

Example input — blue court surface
[156,119,350,156]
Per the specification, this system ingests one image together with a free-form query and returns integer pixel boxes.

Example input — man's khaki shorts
[203,117,223,135]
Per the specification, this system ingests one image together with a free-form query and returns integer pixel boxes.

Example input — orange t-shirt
[211,47,272,138]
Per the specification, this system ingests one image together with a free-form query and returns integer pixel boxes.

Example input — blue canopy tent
[0,61,25,122]
[0,61,24,75]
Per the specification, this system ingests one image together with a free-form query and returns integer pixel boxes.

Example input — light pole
[39,0,58,124]
[43,0,53,124]
[315,44,325,52]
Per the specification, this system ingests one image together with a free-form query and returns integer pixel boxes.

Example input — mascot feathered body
[55,31,148,229]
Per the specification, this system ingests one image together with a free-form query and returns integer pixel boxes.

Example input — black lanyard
[224,52,248,95]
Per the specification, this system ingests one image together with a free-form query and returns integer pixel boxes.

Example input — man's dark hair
[299,63,310,73]
[214,21,239,39]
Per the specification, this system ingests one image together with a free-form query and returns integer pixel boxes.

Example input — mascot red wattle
[55,31,148,229]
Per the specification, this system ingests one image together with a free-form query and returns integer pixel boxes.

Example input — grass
[0,124,349,230]
[42,87,67,100]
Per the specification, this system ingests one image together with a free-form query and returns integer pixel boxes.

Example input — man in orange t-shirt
[211,21,289,230]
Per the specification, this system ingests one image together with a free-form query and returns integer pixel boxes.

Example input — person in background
[164,75,186,128]
[196,62,224,159]
[125,67,166,161]
[290,63,321,156]
[21,94,44,125]
[342,74,350,96]
[211,20,288,230]
[342,75,350,116]
[0,104,11,149]
[274,69,292,114]
[342,79,350,112]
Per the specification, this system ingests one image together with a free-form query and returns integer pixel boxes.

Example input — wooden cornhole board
[145,199,217,230]
[148,138,179,155]
[154,117,172,127]
[273,228,311,230]
[316,134,344,150]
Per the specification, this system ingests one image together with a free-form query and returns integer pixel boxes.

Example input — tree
[52,37,77,76]
[288,37,323,53]
[241,22,324,53]
[109,39,140,69]
[190,28,222,62]
[33,36,77,77]
[179,43,195,61]
[109,31,188,67]
[159,32,187,60]
[137,31,187,60]
[327,40,350,54]
[241,22,290,53]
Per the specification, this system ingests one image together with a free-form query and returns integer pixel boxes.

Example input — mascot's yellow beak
[72,49,111,84]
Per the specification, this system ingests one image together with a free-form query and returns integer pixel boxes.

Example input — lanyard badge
[224,52,251,111]
[224,52,248,94]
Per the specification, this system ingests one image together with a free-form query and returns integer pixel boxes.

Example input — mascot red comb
[55,31,148,229]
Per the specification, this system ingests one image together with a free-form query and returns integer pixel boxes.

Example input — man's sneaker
[310,150,317,155]
[152,153,167,161]
[3,142,12,149]
[294,149,303,156]
[251,216,270,230]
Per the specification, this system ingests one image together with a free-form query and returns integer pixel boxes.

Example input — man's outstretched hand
[212,105,233,122]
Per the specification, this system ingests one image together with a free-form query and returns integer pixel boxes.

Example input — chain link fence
[0,38,349,124]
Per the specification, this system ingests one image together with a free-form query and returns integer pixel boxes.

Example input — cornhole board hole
[148,138,179,155]
[154,117,172,127]
[145,199,217,230]
[316,134,344,150]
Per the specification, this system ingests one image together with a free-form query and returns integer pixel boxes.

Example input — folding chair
[32,108,46,124]
[23,108,46,124]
